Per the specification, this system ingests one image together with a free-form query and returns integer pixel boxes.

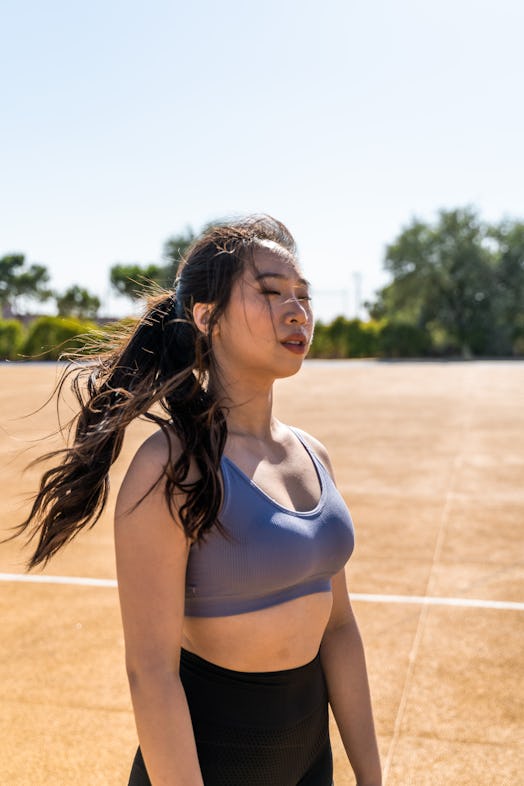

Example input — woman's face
[211,243,314,382]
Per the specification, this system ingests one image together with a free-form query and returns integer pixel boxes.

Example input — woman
[17,216,381,785]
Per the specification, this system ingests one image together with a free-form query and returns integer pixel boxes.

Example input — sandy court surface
[1,360,523,785]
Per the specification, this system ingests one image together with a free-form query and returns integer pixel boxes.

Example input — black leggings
[128,648,333,786]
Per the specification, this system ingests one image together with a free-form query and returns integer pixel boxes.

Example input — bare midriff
[181,591,333,672]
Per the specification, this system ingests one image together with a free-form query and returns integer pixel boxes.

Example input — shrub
[309,317,381,358]
[378,321,432,358]
[0,319,26,360]
[21,316,98,360]
[344,319,381,357]
[513,333,524,357]
[309,321,336,358]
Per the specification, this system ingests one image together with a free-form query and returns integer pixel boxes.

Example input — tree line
[1,207,523,359]
[0,227,196,321]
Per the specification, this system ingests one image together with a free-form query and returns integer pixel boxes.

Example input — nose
[284,296,309,325]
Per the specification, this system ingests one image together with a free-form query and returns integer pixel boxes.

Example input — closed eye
[260,289,311,301]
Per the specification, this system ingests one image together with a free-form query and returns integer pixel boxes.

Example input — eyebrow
[255,272,311,288]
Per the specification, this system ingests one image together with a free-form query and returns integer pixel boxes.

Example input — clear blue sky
[2,0,523,320]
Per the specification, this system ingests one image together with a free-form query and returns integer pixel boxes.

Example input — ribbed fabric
[185,427,355,617]
[128,648,333,786]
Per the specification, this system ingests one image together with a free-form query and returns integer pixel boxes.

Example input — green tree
[56,285,101,320]
[161,227,196,285]
[109,227,196,302]
[371,207,501,356]
[109,263,165,300]
[490,219,524,352]
[0,254,52,317]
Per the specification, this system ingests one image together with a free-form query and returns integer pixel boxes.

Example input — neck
[211,370,276,440]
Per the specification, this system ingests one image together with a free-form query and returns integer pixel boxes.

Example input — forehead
[247,244,305,283]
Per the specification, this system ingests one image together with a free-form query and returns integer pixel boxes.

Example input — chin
[275,358,306,379]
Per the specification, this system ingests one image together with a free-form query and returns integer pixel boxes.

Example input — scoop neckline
[221,447,326,517]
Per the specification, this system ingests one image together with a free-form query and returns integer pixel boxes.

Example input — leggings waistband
[180,647,322,683]
[179,647,328,728]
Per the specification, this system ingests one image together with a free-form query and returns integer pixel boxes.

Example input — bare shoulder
[291,426,336,480]
[123,426,181,477]
[115,426,184,519]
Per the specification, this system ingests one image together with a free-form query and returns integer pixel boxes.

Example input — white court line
[0,572,522,610]
[0,572,117,588]
[351,592,524,611]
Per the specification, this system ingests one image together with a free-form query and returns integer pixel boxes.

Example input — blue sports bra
[184,428,355,617]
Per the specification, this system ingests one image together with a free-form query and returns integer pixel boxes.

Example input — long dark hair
[13,215,297,568]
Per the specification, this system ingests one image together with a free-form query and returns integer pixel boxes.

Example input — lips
[281,333,308,354]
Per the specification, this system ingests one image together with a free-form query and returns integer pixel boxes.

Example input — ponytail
[13,291,226,568]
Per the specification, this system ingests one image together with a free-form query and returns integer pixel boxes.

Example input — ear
[192,302,217,335]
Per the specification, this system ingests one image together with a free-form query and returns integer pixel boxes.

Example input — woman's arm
[299,432,381,785]
[115,431,204,786]
[320,569,382,786]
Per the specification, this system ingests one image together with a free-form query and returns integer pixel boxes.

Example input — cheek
[220,300,270,341]
[243,294,275,326]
